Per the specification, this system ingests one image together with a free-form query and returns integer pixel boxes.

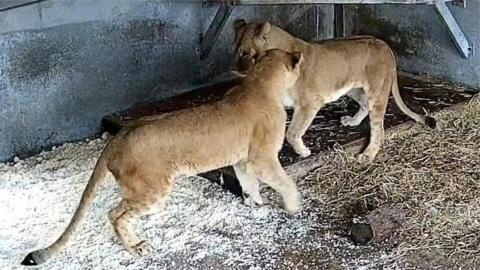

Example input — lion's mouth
[235,55,255,74]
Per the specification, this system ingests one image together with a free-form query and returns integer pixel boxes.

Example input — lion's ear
[256,22,271,40]
[234,19,247,31]
[290,52,304,70]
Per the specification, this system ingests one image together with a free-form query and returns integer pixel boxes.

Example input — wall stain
[353,7,424,56]
[7,35,75,83]
[124,19,177,44]
[6,19,178,84]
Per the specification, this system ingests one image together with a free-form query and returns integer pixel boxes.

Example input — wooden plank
[285,97,477,181]
[285,121,417,180]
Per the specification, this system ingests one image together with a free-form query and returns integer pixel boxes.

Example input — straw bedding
[310,95,480,268]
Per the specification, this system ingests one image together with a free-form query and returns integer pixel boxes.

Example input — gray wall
[345,3,480,88]
[0,0,334,162]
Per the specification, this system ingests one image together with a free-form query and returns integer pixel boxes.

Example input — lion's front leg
[286,102,321,158]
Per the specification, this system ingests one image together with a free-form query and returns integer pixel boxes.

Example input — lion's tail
[21,148,111,266]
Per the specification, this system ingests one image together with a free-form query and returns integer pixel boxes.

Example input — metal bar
[0,0,49,13]
[211,0,436,5]
[334,4,345,38]
[200,2,233,60]
[435,1,473,58]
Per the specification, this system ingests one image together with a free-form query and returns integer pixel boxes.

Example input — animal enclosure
[0,0,478,269]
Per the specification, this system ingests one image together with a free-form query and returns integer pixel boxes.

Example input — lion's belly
[170,132,251,176]
[323,83,357,104]
[289,81,358,108]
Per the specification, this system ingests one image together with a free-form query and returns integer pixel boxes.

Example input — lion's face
[233,20,272,74]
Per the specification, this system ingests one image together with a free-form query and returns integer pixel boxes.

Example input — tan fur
[234,20,435,163]
[21,49,304,265]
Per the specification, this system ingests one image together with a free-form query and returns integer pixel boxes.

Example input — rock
[101,132,109,140]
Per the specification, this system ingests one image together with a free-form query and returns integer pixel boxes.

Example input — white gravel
[0,134,389,270]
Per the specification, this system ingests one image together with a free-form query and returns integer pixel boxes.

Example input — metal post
[200,2,233,60]
[334,4,345,38]
[434,0,473,58]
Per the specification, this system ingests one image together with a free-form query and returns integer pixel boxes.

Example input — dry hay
[309,95,480,268]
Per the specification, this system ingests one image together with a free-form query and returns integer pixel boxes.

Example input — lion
[233,20,436,163]
[21,49,304,265]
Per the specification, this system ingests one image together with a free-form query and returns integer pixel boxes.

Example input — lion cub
[21,49,304,265]
[234,20,435,162]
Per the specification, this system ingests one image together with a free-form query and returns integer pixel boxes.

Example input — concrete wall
[0,0,334,162]
[345,3,480,88]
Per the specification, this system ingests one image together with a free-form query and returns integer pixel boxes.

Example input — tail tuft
[425,116,437,129]
[21,253,39,266]
[21,249,50,266]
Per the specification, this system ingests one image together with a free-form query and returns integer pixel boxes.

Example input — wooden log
[284,120,418,181]
[350,203,406,245]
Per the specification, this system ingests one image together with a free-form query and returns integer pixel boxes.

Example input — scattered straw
[309,95,480,268]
